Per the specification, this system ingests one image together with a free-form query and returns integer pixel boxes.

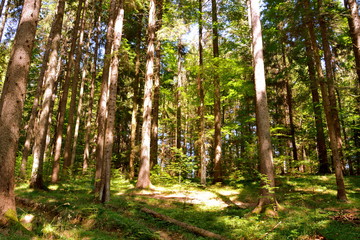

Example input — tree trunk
[249,0,278,213]
[136,0,157,189]
[29,0,66,190]
[150,0,163,169]
[129,14,142,179]
[198,0,206,186]
[305,0,347,200]
[175,40,183,151]
[51,0,84,182]
[98,0,124,203]
[83,0,102,173]
[63,0,87,173]
[212,0,222,183]
[344,0,360,84]
[0,0,41,224]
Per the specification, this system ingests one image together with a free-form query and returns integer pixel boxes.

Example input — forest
[0,0,359,239]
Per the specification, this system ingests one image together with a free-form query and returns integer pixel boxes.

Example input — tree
[0,0,41,224]
[30,0,66,189]
[249,0,279,214]
[136,0,157,189]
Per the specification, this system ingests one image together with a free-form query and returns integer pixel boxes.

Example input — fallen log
[141,207,230,240]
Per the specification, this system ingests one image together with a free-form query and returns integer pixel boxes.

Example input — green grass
[1,174,358,239]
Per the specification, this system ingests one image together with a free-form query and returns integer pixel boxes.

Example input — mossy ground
[0,174,359,239]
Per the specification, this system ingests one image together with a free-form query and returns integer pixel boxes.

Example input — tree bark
[136,0,157,189]
[150,0,163,169]
[51,0,84,182]
[0,0,9,42]
[29,0,66,189]
[0,0,41,224]
[249,0,278,213]
[62,0,87,173]
[198,0,206,186]
[212,0,222,183]
[344,0,360,84]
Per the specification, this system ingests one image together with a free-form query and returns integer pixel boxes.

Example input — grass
[0,174,359,239]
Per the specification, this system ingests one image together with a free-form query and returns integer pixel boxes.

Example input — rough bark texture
[62,0,87,173]
[94,0,117,196]
[0,0,41,224]
[136,0,156,189]
[150,0,163,169]
[198,0,206,186]
[212,0,222,183]
[98,0,124,203]
[29,0,66,190]
[250,0,277,212]
[51,0,84,182]
[305,0,347,201]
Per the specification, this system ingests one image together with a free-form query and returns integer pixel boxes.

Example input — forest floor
[1,174,359,240]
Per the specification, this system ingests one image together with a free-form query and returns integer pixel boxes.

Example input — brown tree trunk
[29,0,66,190]
[83,0,102,173]
[150,0,163,169]
[63,0,87,173]
[51,0,84,182]
[198,0,206,186]
[212,0,222,183]
[94,0,117,196]
[136,0,157,189]
[305,0,347,200]
[175,40,183,151]
[344,0,360,84]
[249,0,278,213]
[0,0,41,224]
[98,0,124,203]
[129,14,142,179]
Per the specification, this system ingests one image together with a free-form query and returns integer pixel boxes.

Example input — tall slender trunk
[198,0,206,185]
[0,0,41,224]
[94,0,117,195]
[129,14,142,179]
[304,0,347,200]
[150,0,163,168]
[83,0,102,173]
[29,0,66,189]
[136,0,157,189]
[249,0,278,213]
[63,0,87,173]
[344,0,360,84]
[212,0,222,183]
[98,0,124,203]
[175,40,183,151]
[51,0,84,182]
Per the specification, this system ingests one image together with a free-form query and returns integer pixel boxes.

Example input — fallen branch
[141,207,230,240]
[259,221,282,240]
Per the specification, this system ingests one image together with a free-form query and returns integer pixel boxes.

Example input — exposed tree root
[141,207,231,240]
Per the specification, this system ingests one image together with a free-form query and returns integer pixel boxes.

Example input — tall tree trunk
[30,0,66,189]
[175,40,183,151]
[198,0,206,185]
[129,13,143,179]
[51,0,84,182]
[0,0,41,224]
[136,0,156,189]
[212,0,222,183]
[150,0,163,168]
[98,0,124,203]
[94,0,117,196]
[63,0,87,173]
[304,0,347,200]
[249,0,278,214]
[317,0,347,200]
[344,0,360,84]
[83,0,102,173]
[305,40,330,174]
